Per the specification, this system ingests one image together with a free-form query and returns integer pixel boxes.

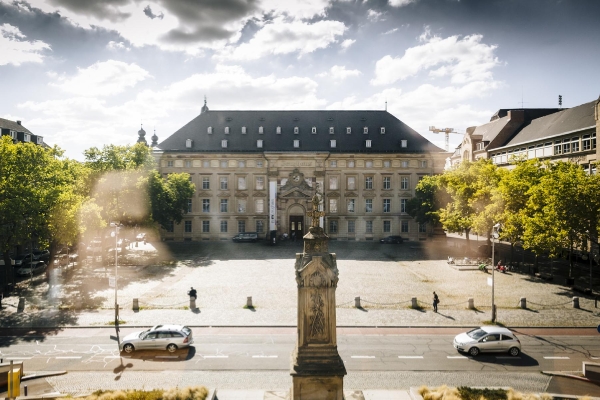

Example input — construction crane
[429,126,461,152]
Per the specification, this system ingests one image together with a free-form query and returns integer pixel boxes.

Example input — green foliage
[84,143,155,173]
[86,387,208,400]
[148,170,196,229]
[457,387,507,400]
[406,175,445,227]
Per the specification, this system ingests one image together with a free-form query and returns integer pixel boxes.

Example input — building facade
[0,118,44,146]
[154,103,447,242]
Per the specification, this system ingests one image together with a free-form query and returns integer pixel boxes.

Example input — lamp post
[110,222,121,330]
[491,223,501,323]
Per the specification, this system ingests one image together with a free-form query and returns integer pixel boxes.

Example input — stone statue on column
[290,193,346,399]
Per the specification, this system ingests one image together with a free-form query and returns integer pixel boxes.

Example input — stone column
[290,194,346,399]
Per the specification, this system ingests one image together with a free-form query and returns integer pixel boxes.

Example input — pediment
[197,191,212,197]
[398,191,413,198]
[281,189,312,199]
[363,192,376,198]
[381,192,395,198]
[345,191,358,198]
[235,191,249,198]
[326,191,340,198]
[253,191,267,197]
[296,256,338,288]
[217,191,231,197]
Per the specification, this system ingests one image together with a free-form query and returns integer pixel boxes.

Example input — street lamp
[491,223,501,323]
[110,222,122,330]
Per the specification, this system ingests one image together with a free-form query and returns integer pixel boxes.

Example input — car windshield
[467,328,487,339]
[139,329,151,339]
[181,326,191,336]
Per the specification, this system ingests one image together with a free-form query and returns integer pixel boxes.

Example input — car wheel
[509,347,520,357]
[167,343,178,353]
[123,343,135,353]
[468,347,480,357]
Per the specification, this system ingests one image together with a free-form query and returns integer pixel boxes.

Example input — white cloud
[318,65,361,80]
[217,18,347,61]
[0,23,51,66]
[383,28,398,35]
[372,30,500,86]
[367,9,384,22]
[107,41,129,51]
[389,0,417,7]
[260,0,330,20]
[340,39,355,50]
[49,60,151,97]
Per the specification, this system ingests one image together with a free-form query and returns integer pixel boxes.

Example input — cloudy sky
[1,0,599,160]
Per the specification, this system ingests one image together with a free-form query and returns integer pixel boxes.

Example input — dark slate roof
[505,101,596,147]
[158,110,444,153]
[0,118,32,134]
[472,115,511,142]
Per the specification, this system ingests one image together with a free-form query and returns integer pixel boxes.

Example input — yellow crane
[429,126,462,152]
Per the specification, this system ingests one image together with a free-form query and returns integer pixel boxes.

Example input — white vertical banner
[269,180,277,231]
[317,180,324,228]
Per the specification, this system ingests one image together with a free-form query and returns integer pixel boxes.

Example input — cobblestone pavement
[1,240,599,328]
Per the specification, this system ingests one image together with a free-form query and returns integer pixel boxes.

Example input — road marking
[252,355,278,358]
[5,357,32,360]
[203,355,228,359]
[447,356,468,359]
[155,356,179,359]
[351,356,376,359]
[544,356,570,360]
[55,356,82,359]
[591,357,599,360]
[398,356,423,359]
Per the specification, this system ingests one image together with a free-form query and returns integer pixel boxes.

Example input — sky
[1,0,599,160]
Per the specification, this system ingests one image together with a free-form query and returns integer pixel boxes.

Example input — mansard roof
[158,110,443,153]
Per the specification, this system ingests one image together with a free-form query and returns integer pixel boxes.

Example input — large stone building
[153,102,447,242]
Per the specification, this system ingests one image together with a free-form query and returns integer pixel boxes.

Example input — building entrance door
[289,216,304,241]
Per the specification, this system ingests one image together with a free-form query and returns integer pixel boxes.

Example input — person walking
[187,287,197,300]
[433,291,439,312]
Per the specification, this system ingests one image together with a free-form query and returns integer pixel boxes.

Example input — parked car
[232,232,259,243]
[120,324,193,353]
[379,235,404,244]
[453,326,521,357]
[33,250,50,262]
[16,261,47,276]
[14,253,33,266]
[0,257,14,266]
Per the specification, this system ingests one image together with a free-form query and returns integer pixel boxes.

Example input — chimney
[17,120,22,125]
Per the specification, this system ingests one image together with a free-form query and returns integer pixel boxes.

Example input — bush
[85,387,208,400]
[457,387,506,400]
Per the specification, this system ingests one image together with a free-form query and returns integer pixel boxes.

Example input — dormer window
[346,127,351,134]
[24,134,30,142]
[330,140,336,148]
[329,127,334,134]
[9,130,16,139]
[242,126,247,134]
[186,139,193,148]
[207,126,213,134]
[401,140,407,148]
[221,140,228,148]
[257,140,263,148]
[36,136,43,144]
[293,140,300,148]
[311,127,317,134]
[363,127,368,134]
[259,126,264,134]
[224,127,230,134]
[366,140,372,148]
[276,126,281,134]
[380,127,386,134]
[294,127,299,134]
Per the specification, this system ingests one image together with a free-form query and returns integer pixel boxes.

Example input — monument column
[290,194,346,399]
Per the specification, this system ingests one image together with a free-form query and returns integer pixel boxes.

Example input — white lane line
[55,356,82,359]
[591,357,599,360]
[447,356,468,359]
[544,356,570,360]
[5,357,32,360]
[351,356,376,359]
[252,355,278,358]
[103,356,121,359]
[203,355,228,359]
[398,356,424,359]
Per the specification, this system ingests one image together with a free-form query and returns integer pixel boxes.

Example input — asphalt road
[0,327,598,373]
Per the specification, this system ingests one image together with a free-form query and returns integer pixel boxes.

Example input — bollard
[189,296,196,310]
[573,296,580,309]
[133,298,139,311]
[25,385,28,396]
[595,296,598,309]
[468,297,474,310]
[520,297,527,309]
[247,296,253,308]
[354,296,361,308]
[17,297,25,313]
[411,297,418,309]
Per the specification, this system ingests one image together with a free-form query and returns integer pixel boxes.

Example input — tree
[148,171,196,230]
[406,175,446,235]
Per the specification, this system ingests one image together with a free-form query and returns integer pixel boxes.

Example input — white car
[16,261,47,276]
[120,324,193,353]
[453,326,521,357]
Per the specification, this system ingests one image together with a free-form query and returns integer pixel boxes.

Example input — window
[220,177,228,190]
[256,176,264,190]
[365,176,373,189]
[383,176,391,190]
[348,220,355,233]
[242,126,246,134]
[401,220,409,233]
[329,199,338,213]
[202,221,210,233]
[238,160,246,168]
[220,199,228,212]
[380,127,385,134]
[366,160,373,168]
[363,127,368,134]
[347,199,355,213]
[167,160,174,167]
[383,160,391,168]
[366,220,373,233]
[166,221,174,233]
[330,140,336,148]
[329,220,338,234]
[329,176,338,190]
[220,220,228,233]
[220,160,228,168]
[563,138,571,153]
[383,199,391,213]
[238,220,245,233]
[420,160,428,168]
[347,176,356,190]
[276,126,281,134]
[401,160,409,168]
[346,127,351,134]
[207,126,213,134]
[238,176,247,190]
[256,160,264,167]
[330,160,337,167]
[592,133,596,149]
[365,199,373,213]
[258,126,264,134]
[572,137,580,152]
[184,160,192,168]
[256,220,264,233]
[419,223,427,233]
[186,199,192,213]
[221,140,228,148]
[224,127,230,134]
[9,130,16,139]
[583,134,591,151]
[294,127,299,134]
[401,176,409,190]
[329,127,334,134]
[312,127,317,134]
[184,220,192,233]
[348,160,355,168]
[366,140,372,148]
[401,140,407,148]
[383,220,391,233]
[255,199,264,213]
[293,140,300,148]
[554,140,562,155]
[257,140,263,148]
[186,139,193,148]
[202,199,210,213]
[400,198,407,213]
[238,199,246,213]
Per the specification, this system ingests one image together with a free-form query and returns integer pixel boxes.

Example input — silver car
[453,326,521,357]
[120,325,193,353]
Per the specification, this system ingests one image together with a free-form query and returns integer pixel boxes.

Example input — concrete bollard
[133,298,139,311]
[354,296,361,308]
[17,297,25,313]
[24,385,28,396]
[247,296,253,308]
[411,297,418,309]
[573,296,580,309]
[468,297,474,310]
[520,297,527,309]
[189,296,196,310]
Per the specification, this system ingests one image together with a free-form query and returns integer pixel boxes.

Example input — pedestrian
[292,232,296,242]
[187,287,197,300]
[433,291,439,312]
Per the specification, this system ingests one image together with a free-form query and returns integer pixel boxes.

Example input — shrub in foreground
[418,385,592,400]
[84,386,208,400]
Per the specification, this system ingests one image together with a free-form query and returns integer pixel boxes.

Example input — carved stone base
[290,345,346,376]
[290,375,344,400]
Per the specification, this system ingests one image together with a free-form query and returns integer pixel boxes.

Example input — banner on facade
[269,181,277,231]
